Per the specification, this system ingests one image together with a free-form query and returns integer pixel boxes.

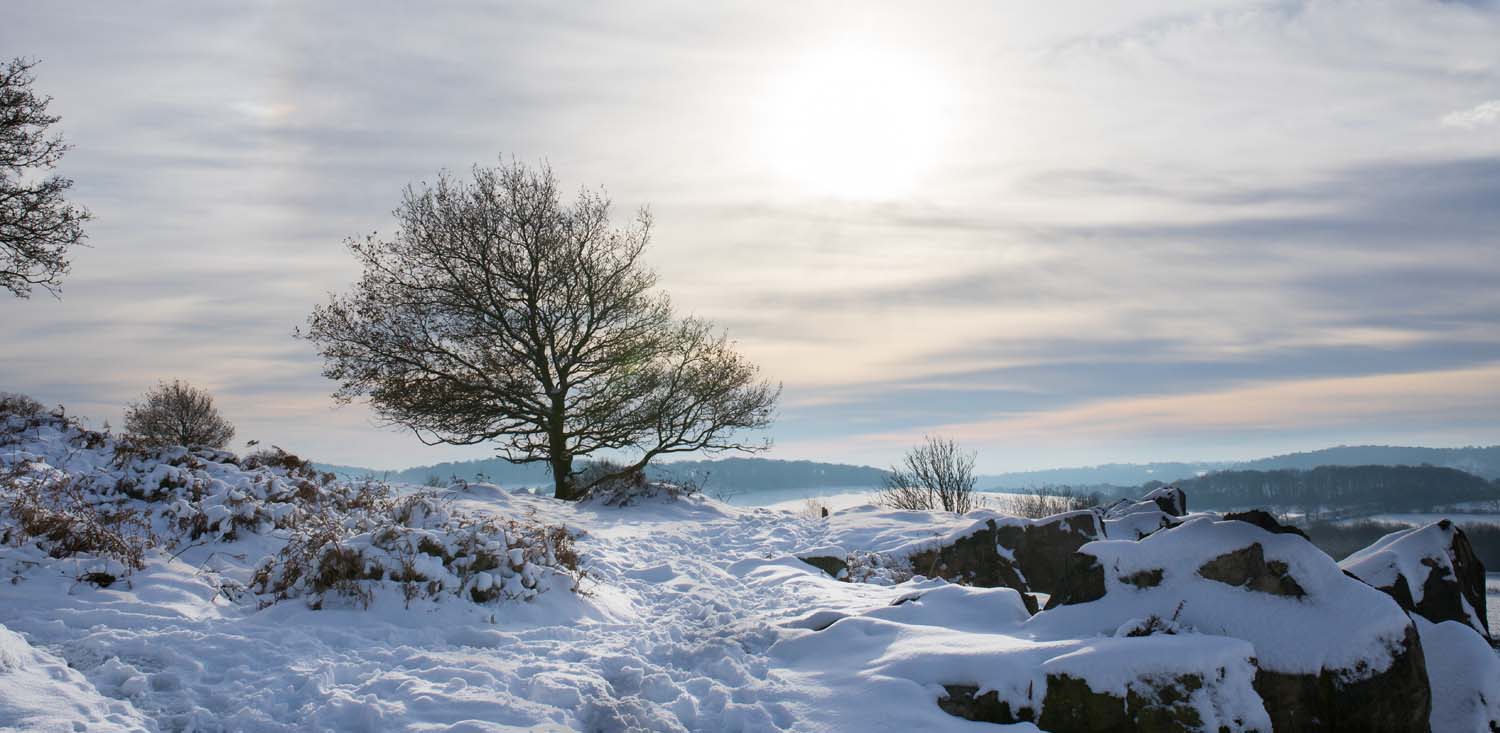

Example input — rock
[1222,510,1309,540]
[1038,672,1208,733]
[1104,509,1183,540]
[907,518,1030,594]
[1142,485,1187,516]
[1340,520,1490,639]
[993,510,1105,594]
[937,685,1034,725]
[904,510,1103,599]
[1102,487,1191,540]
[798,555,848,580]
[1044,552,1106,609]
[1252,624,1430,732]
[938,634,1271,732]
[1197,543,1307,598]
[1031,517,1432,732]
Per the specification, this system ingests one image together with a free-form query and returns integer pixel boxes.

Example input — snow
[1,403,1496,731]
[1032,517,1413,675]
[1341,521,1456,603]
[0,621,148,732]
[1414,616,1500,732]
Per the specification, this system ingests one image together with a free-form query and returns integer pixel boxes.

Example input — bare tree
[124,380,236,449]
[876,436,977,514]
[303,160,779,500]
[1,58,90,299]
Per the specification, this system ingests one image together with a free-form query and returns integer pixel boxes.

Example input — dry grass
[0,464,154,571]
[996,488,1104,519]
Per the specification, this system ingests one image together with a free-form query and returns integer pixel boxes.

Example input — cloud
[3,1,1500,469]
[1443,100,1500,129]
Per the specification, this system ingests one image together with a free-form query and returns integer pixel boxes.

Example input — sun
[760,42,952,200]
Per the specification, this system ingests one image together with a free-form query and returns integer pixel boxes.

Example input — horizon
[321,440,1500,478]
[5,2,1500,473]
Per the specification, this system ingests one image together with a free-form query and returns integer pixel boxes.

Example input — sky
[3,0,1500,473]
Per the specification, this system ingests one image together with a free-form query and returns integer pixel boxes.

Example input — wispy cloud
[1443,100,1500,129]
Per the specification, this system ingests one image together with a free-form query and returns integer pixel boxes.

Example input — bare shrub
[0,464,153,571]
[251,488,580,609]
[583,459,700,506]
[799,498,831,520]
[124,380,235,449]
[876,436,977,514]
[1000,487,1104,519]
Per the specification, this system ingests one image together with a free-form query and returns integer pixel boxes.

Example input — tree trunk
[547,396,577,500]
[550,448,576,500]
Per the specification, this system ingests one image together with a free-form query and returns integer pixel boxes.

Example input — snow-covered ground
[4,402,1498,732]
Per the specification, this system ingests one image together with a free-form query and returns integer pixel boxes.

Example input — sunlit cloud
[1443,100,1500,129]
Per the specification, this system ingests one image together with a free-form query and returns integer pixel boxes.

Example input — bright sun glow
[761,42,953,200]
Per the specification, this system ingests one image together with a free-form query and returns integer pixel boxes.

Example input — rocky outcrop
[1197,543,1306,598]
[1222,510,1308,540]
[937,685,1034,725]
[907,519,1030,593]
[1043,551,1106,609]
[1340,520,1490,640]
[994,510,1104,595]
[1102,487,1189,540]
[1035,517,1432,731]
[904,510,1103,602]
[1039,672,1212,733]
[1251,625,1430,732]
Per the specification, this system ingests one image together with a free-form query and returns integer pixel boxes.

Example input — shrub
[582,459,700,506]
[251,487,580,609]
[876,436,978,514]
[0,463,153,571]
[999,487,1103,519]
[124,380,236,448]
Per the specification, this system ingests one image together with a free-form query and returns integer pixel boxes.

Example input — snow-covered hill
[2,394,1498,731]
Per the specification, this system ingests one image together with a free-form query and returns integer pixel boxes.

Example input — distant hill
[1176,464,1500,513]
[321,443,1500,498]
[979,444,1500,489]
[1236,445,1500,479]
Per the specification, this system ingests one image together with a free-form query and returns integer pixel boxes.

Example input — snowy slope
[3,397,1498,732]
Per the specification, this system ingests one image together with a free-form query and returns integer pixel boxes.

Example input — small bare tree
[124,380,236,449]
[304,160,779,500]
[877,436,977,514]
[1,58,90,299]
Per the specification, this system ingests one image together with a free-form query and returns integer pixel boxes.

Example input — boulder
[1250,624,1429,732]
[1222,510,1308,540]
[994,510,1104,595]
[1032,517,1432,731]
[1102,487,1190,540]
[904,510,1103,601]
[907,519,1030,593]
[1142,485,1187,516]
[937,634,1272,732]
[1197,542,1306,598]
[1340,520,1489,640]
[797,554,848,580]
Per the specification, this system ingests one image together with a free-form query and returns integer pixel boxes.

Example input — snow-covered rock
[1341,519,1490,640]
[1037,516,1431,731]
